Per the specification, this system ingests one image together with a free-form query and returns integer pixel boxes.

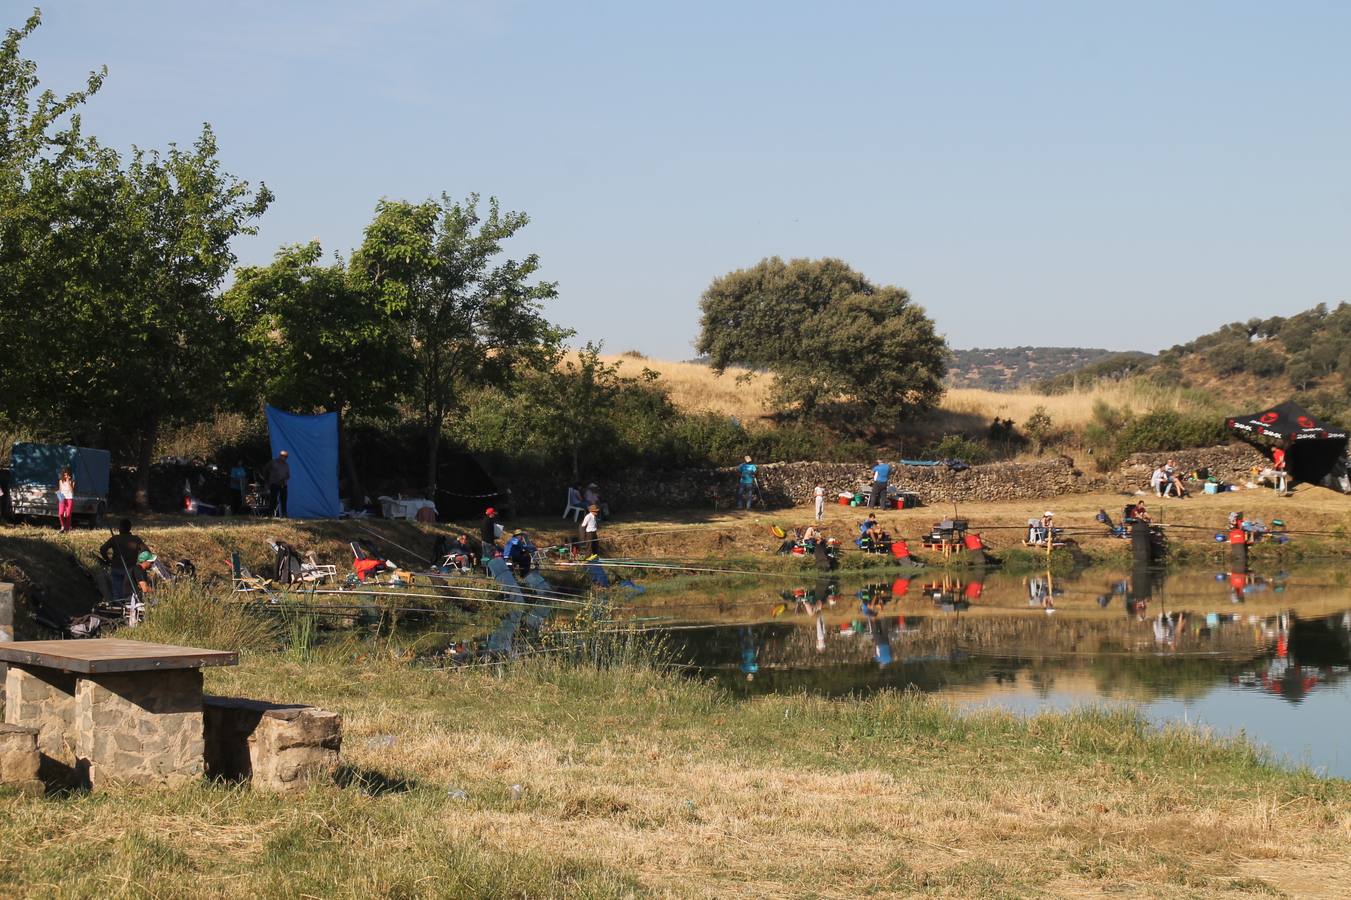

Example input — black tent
[1225,401,1348,485]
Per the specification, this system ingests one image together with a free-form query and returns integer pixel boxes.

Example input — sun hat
[279,450,288,457]
[137,551,156,564]
[512,529,523,535]
[1044,511,1054,517]
[588,504,600,512]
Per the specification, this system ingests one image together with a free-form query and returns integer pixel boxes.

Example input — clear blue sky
[22,1,1351,358]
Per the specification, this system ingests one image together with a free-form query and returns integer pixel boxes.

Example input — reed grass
[127,581,279,652]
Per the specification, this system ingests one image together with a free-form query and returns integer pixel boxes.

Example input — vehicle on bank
[6,442,110,526]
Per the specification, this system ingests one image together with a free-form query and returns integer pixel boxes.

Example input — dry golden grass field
[595,353,1212,430]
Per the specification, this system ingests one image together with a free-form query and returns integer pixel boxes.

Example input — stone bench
[0,723,43,796]
[203,696,342,793]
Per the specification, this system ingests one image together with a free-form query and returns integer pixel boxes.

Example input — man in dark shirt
[266,450,290,518]
[99,519,148,599]
[480,507,500,554]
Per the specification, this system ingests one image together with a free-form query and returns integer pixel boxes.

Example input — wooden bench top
[0,639,238,674]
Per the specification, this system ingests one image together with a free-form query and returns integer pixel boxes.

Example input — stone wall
[508,443,1273,514]
[1111,445,1268,493]
[0,724,43,796]
[204,696,342,792]
[515,457,1107,513]
[74,669,205,789]
[4,665,77,782]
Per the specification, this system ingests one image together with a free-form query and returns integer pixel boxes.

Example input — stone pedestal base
[74,669,205,789]
[204,696,342,792]
[4,665,77,782]
[0,724,44,796]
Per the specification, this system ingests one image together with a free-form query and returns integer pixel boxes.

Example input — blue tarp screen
[265,406,341,518]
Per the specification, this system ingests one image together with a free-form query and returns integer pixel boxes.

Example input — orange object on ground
[1228,528,1248,544]
[890,540,910,559]
[353,558,384,581]
[963,534,983,551]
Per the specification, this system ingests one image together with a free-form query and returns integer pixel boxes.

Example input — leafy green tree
[0,9,106,432]
[108,128,272,507]
[353,194,566,495]
[696,257,947,429]
[224,242,403,505]
[0,9,104,197]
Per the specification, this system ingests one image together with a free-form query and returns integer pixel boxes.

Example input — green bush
[922,434,992,464]
[1114,410,1228,457]
[128,581,279,652]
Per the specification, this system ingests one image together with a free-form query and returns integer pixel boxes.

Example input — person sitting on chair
[133,551,168,596]
[584,483,610,519]
[1164,459,1188,497]
[504,529,536,578]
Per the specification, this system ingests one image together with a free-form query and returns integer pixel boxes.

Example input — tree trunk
[336,406,365,511]
[134,413,159,513]
[424,416,442,500]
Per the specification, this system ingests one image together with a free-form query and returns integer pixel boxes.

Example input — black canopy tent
[1225,401,1348,486]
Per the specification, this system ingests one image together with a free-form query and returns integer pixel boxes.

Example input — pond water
[607,566,1351,778]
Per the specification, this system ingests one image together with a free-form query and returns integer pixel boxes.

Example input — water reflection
[635,567,1351,778]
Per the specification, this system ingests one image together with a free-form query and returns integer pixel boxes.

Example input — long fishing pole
[303,586,586,610]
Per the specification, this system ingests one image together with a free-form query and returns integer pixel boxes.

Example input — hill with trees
[1038,303,1351,424]
[946,347,1130,390]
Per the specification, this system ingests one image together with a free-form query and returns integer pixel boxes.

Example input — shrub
[1114,410,1228,457]
[128,581,279,652]
[1023,406,1055,454]
[923,434,992,464]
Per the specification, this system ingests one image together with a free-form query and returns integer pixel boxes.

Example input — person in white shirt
[580,504,601,557]
[813,484,825,522]
[56,466,76,532]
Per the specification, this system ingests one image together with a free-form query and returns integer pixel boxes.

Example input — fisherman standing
[736,455,758,510]
[868,459,891,509]
[580,503,601,558]
[265,450,291,518]
[480,507,500,554]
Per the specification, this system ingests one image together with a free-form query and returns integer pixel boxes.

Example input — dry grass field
[595,353,1210,431]
[1,653,1348,898]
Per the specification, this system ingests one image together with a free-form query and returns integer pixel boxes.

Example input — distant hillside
[1037,302,1351,423]
[945,347,1122,390]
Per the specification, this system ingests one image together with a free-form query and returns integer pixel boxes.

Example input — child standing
[56,467,75,532]
[813,483,825,522]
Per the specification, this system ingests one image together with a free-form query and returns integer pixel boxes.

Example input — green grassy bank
[2,646,1348,897]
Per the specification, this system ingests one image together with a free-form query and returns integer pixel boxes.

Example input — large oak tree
[696,257,948,429]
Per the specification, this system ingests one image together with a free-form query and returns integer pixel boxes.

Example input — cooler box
[1204,482,1220,495]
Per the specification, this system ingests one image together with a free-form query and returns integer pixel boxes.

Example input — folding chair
[230,551,276,597]
[351,540,390,583]
[302,552,338,583]
[563,486,585,521]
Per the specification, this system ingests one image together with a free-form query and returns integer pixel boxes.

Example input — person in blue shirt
[503,529,536,578]
[228,460,248,515]
[736,455,758,510]
[868,459,892,509]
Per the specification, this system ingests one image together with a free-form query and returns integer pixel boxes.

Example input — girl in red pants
[57,466,75,532]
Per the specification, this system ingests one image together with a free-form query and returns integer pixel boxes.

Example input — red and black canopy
[1226,401,1348,484]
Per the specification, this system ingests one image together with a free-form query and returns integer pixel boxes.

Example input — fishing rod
[543,559,815,579]
[412,571,587,603]
[299,587,585,611]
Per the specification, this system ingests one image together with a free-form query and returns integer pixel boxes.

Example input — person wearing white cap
[265,450,291,518]
[1031,510,1054,545]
